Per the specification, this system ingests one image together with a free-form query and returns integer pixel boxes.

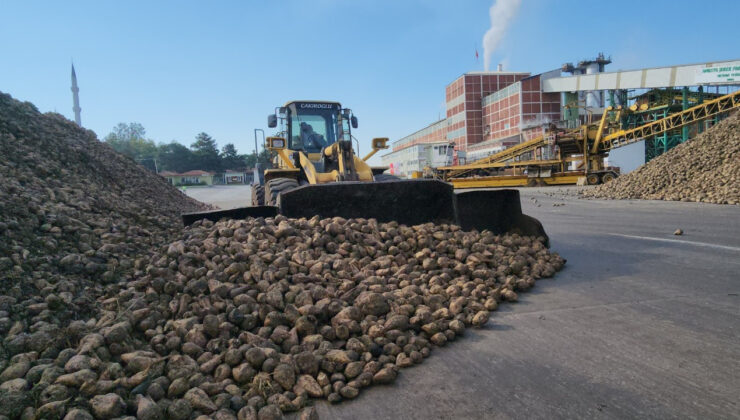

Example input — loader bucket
[455,189,548,246]
[182,205,278,226]
[278,180,457,226]
[180,182,549,246]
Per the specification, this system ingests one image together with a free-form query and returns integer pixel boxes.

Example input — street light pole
[253,129,265,186]
[254,129,265,153]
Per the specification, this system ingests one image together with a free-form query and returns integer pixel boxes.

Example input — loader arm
[336,140,359,181]
[317,141,374,182]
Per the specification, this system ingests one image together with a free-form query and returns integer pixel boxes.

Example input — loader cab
[268,101,357,156]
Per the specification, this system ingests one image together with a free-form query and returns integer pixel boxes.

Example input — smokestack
[482,0,521,71]
[497,63,503,72]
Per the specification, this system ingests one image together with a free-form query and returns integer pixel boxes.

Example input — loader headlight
[372,137,389,150]
[267,137,286,149]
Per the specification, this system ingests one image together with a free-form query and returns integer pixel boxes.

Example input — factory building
[383,56,740,177]
[382,119,449,177]
[383,67,567,175]
[444,71,530,151]
[383,57,739,183]
[470,71,562,161]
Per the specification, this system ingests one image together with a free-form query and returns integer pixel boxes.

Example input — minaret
[71,64,81,126]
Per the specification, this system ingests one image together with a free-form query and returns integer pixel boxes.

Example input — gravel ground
[183,185,252,209]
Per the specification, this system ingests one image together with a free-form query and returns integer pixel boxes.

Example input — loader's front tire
[251,184,265,206]
[265,178,299,206]
[373,173,399,182]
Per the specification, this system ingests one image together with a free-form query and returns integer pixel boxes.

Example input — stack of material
[1,215,563,419]
[0,91,208,361]
[584,111,740,204]
[0,91,566,419]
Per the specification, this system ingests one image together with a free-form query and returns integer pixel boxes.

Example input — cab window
[290,115,329,153]
[287,104,340,153]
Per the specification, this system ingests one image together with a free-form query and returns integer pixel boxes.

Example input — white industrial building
[381,142,451,177]
[381,120,451,177]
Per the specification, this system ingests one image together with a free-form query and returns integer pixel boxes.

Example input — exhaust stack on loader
[181,101,548,244]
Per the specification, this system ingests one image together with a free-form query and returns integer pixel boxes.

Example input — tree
[158,142,194,173]
[190,132,222,172]
[108,122,146,143]
[243,149,273,169]
[220,143,245,170]
[104,122,157,161]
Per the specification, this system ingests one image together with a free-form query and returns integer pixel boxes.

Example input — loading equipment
[182,100,549,242]
[436,89,740,188]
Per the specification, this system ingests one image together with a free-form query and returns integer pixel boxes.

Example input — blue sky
[2,0,738,164]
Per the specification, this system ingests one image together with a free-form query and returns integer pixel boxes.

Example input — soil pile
[583,111,740,204]
[0,91,207,359]
[1,215,563,419]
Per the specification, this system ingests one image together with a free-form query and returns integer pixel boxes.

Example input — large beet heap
[0,92,206,321]
[0,92,565,420]
[583,110,740,204]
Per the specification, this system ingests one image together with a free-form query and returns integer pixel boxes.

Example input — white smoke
[482,0,521,71]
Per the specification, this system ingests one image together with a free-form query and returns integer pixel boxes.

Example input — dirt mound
[0,91,208,357]
[583,110,740,204]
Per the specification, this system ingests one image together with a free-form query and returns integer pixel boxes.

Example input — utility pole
[254,129,265,156]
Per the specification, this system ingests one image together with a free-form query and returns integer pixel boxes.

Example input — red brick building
[383,70,563,173]
[468,73,561,160]
[445,72,530,151]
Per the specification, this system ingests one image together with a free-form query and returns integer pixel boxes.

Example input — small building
[223,169,254,184]
[160,170,216,186]
[381,139,452,178]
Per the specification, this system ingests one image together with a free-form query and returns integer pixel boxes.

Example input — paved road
[183,185,251,209]
[307,187,740,419]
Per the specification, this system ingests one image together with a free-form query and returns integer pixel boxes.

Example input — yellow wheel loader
[182,101,548,244]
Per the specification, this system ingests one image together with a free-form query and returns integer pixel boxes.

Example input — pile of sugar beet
[583,110,740,204]
[0,91,565,420]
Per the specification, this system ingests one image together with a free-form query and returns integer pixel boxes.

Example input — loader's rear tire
[373,174,399,182]
[586,173,600,185]
[601,172,617,183]
[251,184,265,206]
[266,178,299,206]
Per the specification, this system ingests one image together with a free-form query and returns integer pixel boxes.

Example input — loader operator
[299,122,327,152]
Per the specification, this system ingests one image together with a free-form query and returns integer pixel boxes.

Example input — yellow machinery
[437,89,740,188]
[251,100,391,206]
[182,100,550,242]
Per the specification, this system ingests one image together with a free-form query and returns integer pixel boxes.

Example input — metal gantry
[438,89,740,188]
[595,89,740,152]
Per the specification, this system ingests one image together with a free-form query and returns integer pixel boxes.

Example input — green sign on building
[695,61,740,84]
